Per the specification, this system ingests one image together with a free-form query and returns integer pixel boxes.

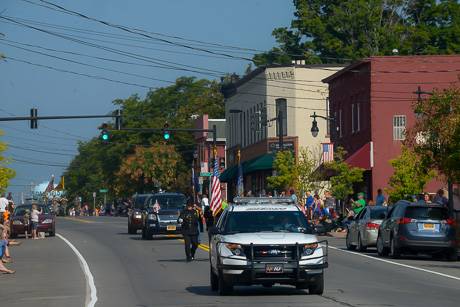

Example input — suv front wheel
[217,270,233,295]
[308,274,324,295]
[210,267,218,291]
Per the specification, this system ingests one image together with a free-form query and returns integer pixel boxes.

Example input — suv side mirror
[208,226,221,236]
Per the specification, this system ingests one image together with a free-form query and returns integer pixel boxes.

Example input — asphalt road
[2,216,460,307]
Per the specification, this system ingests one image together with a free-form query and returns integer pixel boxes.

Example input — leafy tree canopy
[64,77,224,201]
[267,150,298,192]
[407,87,460,182]
[386,146,436,203]
[0,130,16,193]
[254,0,460,66]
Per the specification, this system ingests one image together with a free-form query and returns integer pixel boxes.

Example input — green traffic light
[102,133,109,141]
[163,132,170,140]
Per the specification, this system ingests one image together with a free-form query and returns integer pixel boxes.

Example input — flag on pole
[237,163,244,197]
[55,176,65,191]
[45,175,55,193]
[210,157,222,216]
[322,143,334,163]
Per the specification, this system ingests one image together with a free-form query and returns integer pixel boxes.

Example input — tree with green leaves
[267,150,298,193]
[385,146,436,203]
[407,87,460,184]
[0,130,16,193]
[325,147,364,202]
[295,147,325,197]
[254,0,460,66]
[64,77,224,200]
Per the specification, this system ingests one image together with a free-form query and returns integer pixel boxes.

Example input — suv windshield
[224,211,310,233]
[405,206,449,220]
[14,205,50,216]
[149,195,186,210]
[134,196,148,209]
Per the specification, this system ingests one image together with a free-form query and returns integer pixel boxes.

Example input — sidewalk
[0,236,86,307]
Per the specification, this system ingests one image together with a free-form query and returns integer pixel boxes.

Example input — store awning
[219,165,238,182]
[220,153,275,182]
[345,142,372,170]
[244,153,275,173]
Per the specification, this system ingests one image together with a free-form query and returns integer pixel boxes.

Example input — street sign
[200,172,212,177]
[99,189,108,193]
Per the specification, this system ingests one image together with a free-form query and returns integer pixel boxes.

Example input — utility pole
[278,110,284,151]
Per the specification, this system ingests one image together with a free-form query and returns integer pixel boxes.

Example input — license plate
[265,264,284,274]
[167,225,176,231]
[423,223,435,230]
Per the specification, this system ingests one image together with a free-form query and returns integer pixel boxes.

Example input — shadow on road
[157,258,208,263]
[186,285,307,296]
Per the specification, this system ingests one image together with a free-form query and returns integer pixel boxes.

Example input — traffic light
[99,123,110,142]
[30,108,38,129]
[162,122,170,140]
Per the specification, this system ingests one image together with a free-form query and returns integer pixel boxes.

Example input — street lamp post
[309,112,335,138]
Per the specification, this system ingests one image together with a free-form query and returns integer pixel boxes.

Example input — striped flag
[45,175,55,193]
[322,143,334,163]
[210,157,222,216]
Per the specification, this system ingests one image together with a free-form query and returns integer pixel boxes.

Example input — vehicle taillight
[366,222,380,229]
[397,217,414,224]
[445,218,456,226]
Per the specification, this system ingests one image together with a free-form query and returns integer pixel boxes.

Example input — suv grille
[244,245,298,261]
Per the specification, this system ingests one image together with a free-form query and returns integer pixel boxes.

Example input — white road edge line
[329,246,460,282]
[57,233,98,307]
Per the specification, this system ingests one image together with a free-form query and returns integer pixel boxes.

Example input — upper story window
[393,115,406,141]
[351,103,360,133]
[275,98,288,136]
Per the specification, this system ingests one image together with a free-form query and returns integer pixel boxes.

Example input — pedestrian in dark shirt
[178,200,202,262]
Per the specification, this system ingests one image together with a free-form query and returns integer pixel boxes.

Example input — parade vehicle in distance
[209,197,328,295]
[141,192,187,240]
[10,203,55,238]
[128,194,152,234]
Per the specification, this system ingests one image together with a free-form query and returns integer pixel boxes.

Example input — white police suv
[209,197,328,295]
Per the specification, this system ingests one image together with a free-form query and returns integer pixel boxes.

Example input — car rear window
[370,208,387,219]
[14,205,50,216]
[405,206,449,220]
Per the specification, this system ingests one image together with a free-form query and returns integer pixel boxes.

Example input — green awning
[244,153,275,173]
[220,153,275,182]
[219,165,238,182]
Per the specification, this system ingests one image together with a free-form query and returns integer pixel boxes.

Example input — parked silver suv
[209,197,328,295]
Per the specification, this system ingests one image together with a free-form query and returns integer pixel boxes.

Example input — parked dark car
[10,204,55,238]
[377,201,457,260]
[141,192,186,240]
[128,194,152,234]
[346,206,388,251]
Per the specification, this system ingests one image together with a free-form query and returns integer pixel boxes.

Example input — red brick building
[323,55,460,201]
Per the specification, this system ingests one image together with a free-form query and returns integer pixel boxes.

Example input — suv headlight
[42,219,53,224]
[13,220,23,225]
[302,242,319,256]
[147,214,157,221]
[224,243,246,257]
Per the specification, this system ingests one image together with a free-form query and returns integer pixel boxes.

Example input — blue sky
[0,0,294,201]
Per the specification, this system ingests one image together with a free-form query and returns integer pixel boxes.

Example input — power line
[29,0,255,62]
[0,16,225,76]
[7,144,76,157]
[12,158,67,167]
[4,56,154,89]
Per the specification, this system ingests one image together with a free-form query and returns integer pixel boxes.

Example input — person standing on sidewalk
[178,200,201,262]
[0,193,8,225]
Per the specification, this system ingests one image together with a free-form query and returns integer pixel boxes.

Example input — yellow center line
[176,238,209,252]
[61,217,95,224]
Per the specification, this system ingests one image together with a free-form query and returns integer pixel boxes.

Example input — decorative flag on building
[55,176,65,191]
[44,175,55,193]
[322,143,334,163]
[210,157,222,216]
[236,150,244,196]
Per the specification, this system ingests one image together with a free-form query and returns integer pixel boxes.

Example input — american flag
[322,143,334,163]
[210,157,222,216]
[44,175,55,193]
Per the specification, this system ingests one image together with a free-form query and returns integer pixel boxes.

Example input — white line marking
[57,233,98,307]
[329,246,460,282]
